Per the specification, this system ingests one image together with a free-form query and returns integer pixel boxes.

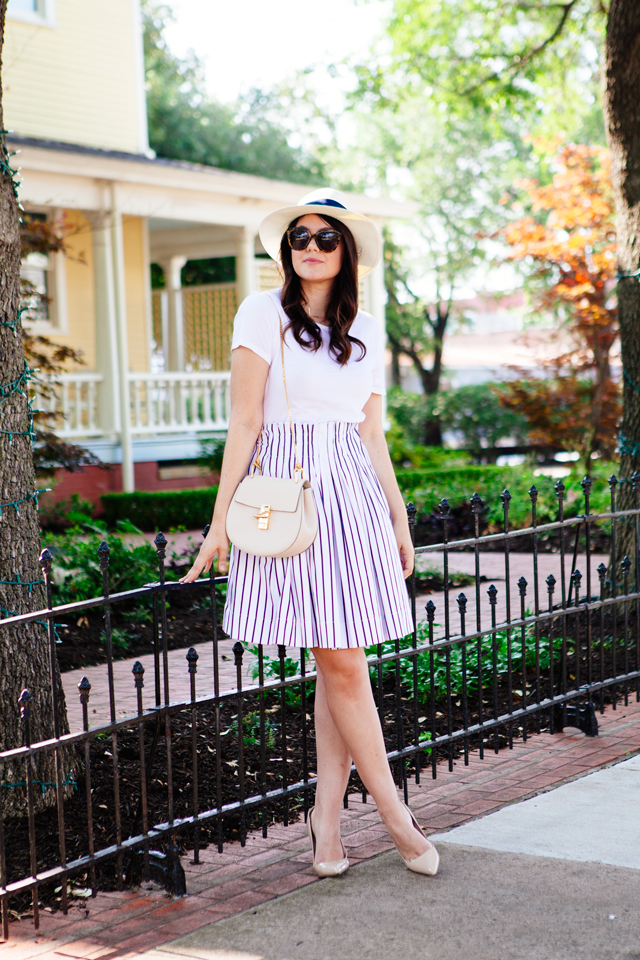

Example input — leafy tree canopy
[143,2,327,184]
[359,0,605,139]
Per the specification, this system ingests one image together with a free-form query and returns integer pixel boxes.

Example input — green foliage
[100,487,217,533]
[230,711,277,749]
[39,493,95,533]
[143,2,326,183]
[387,383,528,463]
[102,626,134,654]
[248,646,306,707]
[426,384,529,458]
[395,465,614,529]
[199,436,226,475]
[379,0,605,136]
[181,258,236,287]
[387,389,435,448]
[366,617,566,702]
[46,527,164,605]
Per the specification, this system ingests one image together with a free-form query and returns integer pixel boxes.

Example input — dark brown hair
[279,214,365,365]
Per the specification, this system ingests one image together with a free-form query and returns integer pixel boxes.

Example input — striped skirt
[223,421,413,649]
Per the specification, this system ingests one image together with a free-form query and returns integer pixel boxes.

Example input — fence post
[19,690,39,931]
[78,676,96,895]
[39,549,68,913]
[186,648,200,861]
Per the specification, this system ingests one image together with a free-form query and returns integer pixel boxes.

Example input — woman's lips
[304,257,323,263]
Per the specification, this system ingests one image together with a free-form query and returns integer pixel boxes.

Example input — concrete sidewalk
[141,756,640,960]
[143,846,640,960]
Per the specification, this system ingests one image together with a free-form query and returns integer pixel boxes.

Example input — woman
[182,189,439,878]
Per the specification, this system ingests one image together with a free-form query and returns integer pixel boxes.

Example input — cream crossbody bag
[225,301,319,558]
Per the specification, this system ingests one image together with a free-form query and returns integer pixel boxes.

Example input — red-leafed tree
[498,143,620,472]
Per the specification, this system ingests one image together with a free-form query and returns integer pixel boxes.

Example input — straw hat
[259,188,382,278]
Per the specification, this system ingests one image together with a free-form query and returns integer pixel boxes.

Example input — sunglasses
[287,226,342,253]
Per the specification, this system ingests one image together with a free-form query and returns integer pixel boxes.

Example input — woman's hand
[394,519,414,579]
[179,521,229,582]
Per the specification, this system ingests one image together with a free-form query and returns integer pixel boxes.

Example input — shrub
[396,465,614,530]
[101,487,218,532]
[39,493,95,532]
[366,617,567,702]
[45,524,168,605]
[426,383,529,456]
[248,646,307,706]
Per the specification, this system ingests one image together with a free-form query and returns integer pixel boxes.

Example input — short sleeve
[371,319,386,395]
[231,292,278,365]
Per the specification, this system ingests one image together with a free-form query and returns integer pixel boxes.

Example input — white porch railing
[33,372,104,439]
[128,371,231,435]
[39,371,231,440]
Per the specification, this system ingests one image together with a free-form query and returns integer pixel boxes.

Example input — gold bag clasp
[253,504,271,530]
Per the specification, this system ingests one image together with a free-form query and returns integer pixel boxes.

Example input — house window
[7,0,55,26]
[21,252,51,324]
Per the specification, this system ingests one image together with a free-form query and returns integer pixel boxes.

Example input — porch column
[236,227,258,302]
[93,217,121,439]
[110,185,135,493]
[158,256,187,371]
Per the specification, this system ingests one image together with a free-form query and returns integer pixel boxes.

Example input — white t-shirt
[231,289,385,424]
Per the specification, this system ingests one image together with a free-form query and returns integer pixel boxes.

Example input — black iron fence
[1,477,640,938]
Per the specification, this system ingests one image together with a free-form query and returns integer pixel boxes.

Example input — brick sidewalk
[4,696,639,960]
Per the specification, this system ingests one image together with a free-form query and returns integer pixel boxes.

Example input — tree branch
[462,0,579,97]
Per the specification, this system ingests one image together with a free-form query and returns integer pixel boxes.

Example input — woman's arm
[180,346,269,581]
[359,393,414,579]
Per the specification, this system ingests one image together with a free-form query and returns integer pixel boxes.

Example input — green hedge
[101,487,218,532]
[395,465,513,493]
[395,465,612,528]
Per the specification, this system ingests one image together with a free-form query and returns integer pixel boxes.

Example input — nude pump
[401,803,440,876]
[307,806,349,878]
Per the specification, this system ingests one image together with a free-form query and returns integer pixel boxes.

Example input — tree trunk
[604,0,640,584]
[390,343,402,388]
[0,1,70,814]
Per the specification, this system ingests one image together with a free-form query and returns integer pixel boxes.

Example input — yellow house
[3,0,411,498]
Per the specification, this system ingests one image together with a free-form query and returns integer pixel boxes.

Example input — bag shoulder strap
[250,291,303,482]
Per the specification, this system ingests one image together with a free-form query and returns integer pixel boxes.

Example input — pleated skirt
[223,422,413,649]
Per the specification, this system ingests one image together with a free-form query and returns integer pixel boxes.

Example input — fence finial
[154,532,167,559]
[186,647,199,673]
[18,688,32,718]
[132,661,145,688]
[98,540,110,568]
[78,676,91,703]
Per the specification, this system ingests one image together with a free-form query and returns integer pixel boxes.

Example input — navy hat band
[306,198,347,209]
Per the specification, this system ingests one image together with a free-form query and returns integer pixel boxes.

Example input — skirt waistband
[261,421,359,437]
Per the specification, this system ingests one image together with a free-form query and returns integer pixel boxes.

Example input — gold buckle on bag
[253,504,271,530]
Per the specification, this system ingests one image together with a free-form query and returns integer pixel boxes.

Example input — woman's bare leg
[313,647,432,862]
[310,665,352,864]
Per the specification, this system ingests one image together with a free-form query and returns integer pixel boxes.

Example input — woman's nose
[307,236,320,252]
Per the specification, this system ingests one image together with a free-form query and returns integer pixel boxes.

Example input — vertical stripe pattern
[223,422,413,649]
